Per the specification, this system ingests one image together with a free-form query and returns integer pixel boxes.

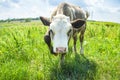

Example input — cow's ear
[71,19,85,28]
[40,16,51,26]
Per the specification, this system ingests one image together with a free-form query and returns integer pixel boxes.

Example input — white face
[50,15,73,53]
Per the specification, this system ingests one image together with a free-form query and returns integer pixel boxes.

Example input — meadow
[0,21,120,80]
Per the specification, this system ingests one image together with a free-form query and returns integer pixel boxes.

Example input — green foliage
[0,17,40,22]
[25,18,31,22]
[0,21,120,80]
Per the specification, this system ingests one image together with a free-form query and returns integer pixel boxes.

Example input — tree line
[0,17,40,22]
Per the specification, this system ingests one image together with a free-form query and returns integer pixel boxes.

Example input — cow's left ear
[40,16,51,26]
[71,19,85,28]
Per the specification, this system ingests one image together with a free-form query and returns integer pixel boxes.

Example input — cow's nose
[56,47,66,53]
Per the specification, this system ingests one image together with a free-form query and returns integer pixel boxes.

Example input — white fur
[50,14,72,53]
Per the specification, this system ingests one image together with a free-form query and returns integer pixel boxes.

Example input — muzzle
[56,47,66,53]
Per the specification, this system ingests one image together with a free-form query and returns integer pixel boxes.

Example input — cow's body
[40,2,89,65]
[51,2,88,21]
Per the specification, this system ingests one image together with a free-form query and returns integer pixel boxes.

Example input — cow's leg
[79,29,85,54]
[80,34,84,54]
[60,54,65,66]
[73,35,77,53]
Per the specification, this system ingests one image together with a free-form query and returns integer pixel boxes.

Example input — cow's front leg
[60,54,65,66]
[79,31,85,54]
[44,35,55,54]
[73,35,77,53]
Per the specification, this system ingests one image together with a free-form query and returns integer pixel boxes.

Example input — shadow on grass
[49,54,97,80]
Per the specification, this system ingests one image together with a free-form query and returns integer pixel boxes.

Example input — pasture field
[0,21,120,80]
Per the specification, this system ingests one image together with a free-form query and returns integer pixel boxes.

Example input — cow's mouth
[56,47,66,53]
[50,47,66,56]
[50,48,58,56]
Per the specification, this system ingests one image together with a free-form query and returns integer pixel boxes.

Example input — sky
[0,0,120,23]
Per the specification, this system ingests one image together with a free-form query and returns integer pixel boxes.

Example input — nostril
[56,47,66,53]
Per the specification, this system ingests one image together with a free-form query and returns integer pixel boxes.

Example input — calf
[40,2,89,64]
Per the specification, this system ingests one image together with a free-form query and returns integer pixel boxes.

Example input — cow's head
[40,14,85,53]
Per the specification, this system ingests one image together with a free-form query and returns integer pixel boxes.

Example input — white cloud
[84,0,104,7]
[83,0,120,23]
[0,0,120,23]
[0,0,54,19]
[0,0,6,3]
[10,2,20,8]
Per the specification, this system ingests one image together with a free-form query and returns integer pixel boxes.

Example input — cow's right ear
[71,19,85,28]
[40,16,51,26]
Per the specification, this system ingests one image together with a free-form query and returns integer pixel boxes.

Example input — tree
[25,18,31,22]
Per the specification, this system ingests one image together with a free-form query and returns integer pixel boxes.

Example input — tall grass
[0,21,120,80]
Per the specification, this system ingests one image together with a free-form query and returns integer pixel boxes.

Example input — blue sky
[0,0,120,23]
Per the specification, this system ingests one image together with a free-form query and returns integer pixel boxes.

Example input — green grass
[0,21,120,80]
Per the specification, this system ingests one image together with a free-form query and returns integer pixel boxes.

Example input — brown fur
[51,2,89,21]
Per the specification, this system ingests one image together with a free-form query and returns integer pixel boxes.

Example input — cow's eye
[67,29,72,36]
[49,29,54,39]
[49,29,54,35]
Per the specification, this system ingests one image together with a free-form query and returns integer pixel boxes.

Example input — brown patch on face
[44,34,59,56]
[44,35,51,47]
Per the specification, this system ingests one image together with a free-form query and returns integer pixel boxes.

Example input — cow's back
[51,2,88,21]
